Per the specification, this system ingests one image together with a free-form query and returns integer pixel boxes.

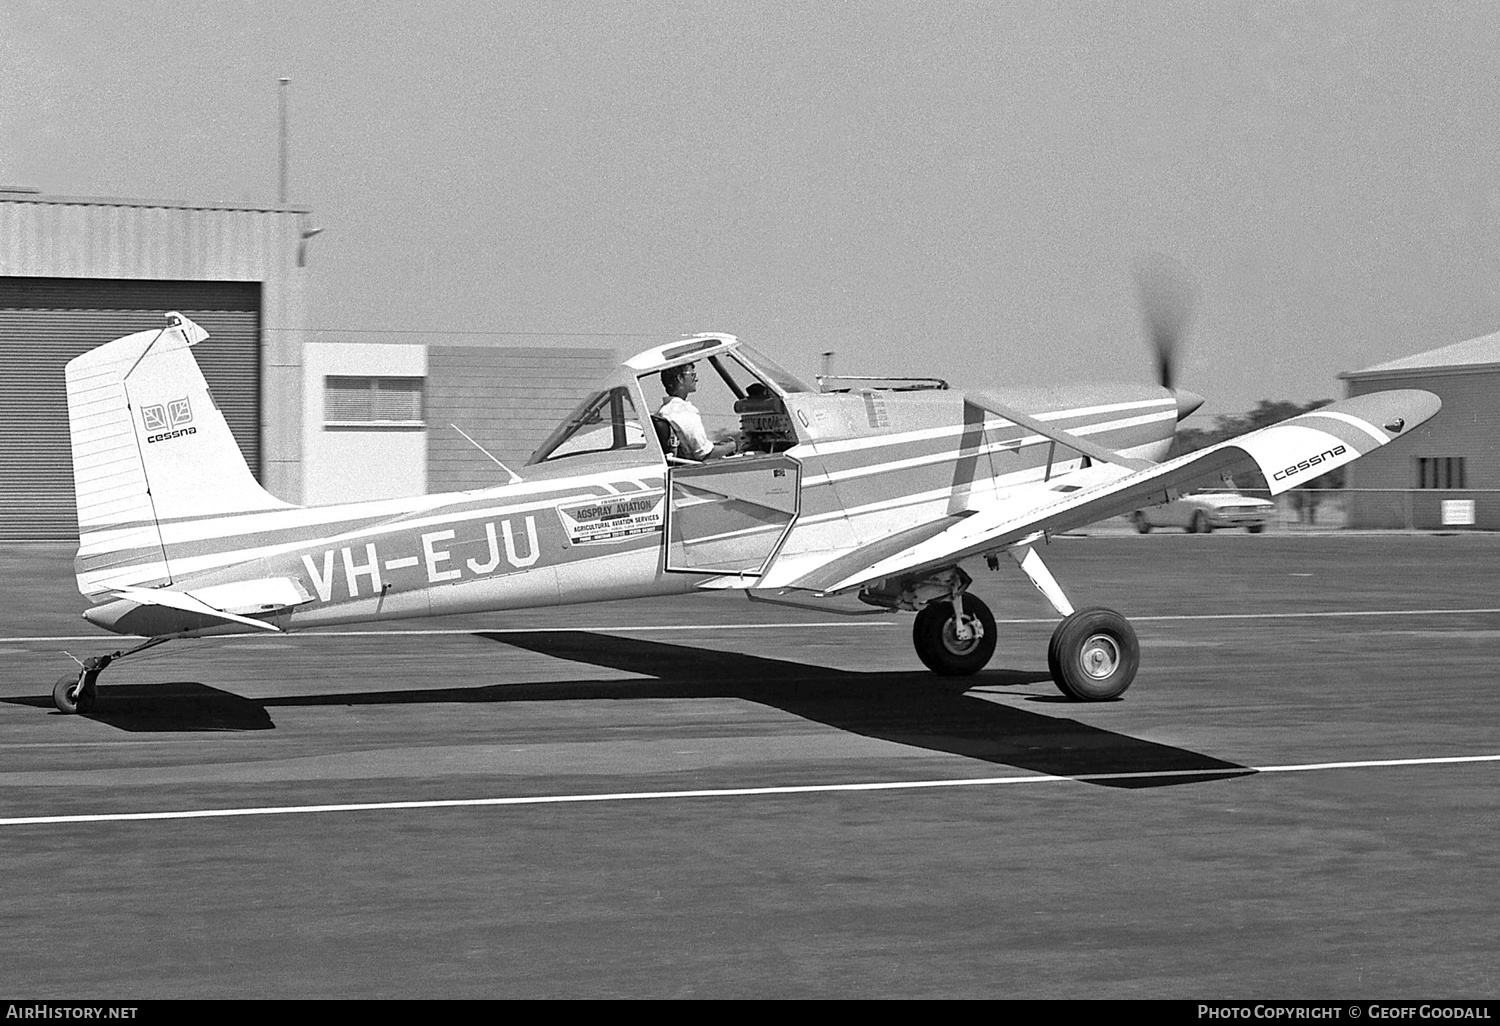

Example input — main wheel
[913,594,997,676]
[1190,510,1211,534]
[1247,523,1265,534]
[1047,608,1139,701]
[1131,511,1151,534]
[52,672,97,715]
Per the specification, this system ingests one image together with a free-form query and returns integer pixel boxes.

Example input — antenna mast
[278,77,290,204]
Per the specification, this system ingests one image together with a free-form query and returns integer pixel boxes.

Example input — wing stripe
[1296,410,1389,446]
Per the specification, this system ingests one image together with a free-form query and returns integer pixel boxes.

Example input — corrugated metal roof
[0,192,309,214]
[1341,329,1500,379]
[0,200,306,281]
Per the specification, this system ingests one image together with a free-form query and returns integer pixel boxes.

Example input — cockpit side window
[641,361,744,458]
[642,352,804,457]
[528,386,646,465]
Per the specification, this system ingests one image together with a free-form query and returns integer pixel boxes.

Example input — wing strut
[1007,542,1074,617]
[967,393,1155,472]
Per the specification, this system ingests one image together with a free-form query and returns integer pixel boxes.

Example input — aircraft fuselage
[79,380,1183,638]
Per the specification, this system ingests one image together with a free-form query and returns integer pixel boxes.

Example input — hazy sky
[6,0,1500,417]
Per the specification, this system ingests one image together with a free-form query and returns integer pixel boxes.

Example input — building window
[1416,456,1466,489]
[324,376,424,428]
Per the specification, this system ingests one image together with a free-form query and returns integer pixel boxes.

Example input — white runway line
[3,753,1498,828]
[6,605,1500,644]
[1128,607,1500,622]
[1,622,896,643]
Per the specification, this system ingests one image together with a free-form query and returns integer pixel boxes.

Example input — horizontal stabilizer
[185,577,315,615]
[111,586,284,631]
[83,582,294,636]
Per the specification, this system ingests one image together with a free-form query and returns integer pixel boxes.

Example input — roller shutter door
[0,277,261,542]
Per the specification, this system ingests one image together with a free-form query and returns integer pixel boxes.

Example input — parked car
[1130,491,1275,534]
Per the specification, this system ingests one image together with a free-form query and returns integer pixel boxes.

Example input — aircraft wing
[785,388,1440,595]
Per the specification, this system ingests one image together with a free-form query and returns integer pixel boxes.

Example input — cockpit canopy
[529,335,810,466]
[623,334,811,395]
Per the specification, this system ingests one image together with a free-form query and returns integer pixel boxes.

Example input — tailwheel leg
[52,638,169,715]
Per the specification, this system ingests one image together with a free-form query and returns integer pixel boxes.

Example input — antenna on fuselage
[451,424,523,485]
[818,351,835,392]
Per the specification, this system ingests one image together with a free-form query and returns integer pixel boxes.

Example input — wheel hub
[1078,634,1120,679]
[942,616,983,655]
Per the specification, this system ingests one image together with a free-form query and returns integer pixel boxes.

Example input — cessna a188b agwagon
[53,312,1439,714]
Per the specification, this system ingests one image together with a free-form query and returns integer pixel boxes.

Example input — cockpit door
[664,455,801,575]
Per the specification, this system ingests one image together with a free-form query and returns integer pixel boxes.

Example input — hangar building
[1340,332,1500,530]
[0,189,613,542]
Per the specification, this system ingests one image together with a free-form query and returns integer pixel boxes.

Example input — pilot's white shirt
[658,396,713,459]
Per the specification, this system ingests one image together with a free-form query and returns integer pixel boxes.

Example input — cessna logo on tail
[142,397,197,443]
[1272,444,1346,482]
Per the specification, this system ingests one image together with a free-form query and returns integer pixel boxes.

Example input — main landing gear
[913,592,997,676]
[52,637,169,714]
[860,547,1141,701]
[1046,607,1139,701]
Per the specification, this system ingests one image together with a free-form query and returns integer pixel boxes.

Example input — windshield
[528,385,646,465]
[737,345,811,393]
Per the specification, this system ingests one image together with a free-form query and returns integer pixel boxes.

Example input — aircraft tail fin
[67,313,293,596]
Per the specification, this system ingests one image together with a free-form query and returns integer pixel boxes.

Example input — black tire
[1131,512,1151,534]
[913,594,998,676]
[52,672,96,715]
[1047,607,1139,701]
[1247,523,1265,534]
[1190,510,1211,534]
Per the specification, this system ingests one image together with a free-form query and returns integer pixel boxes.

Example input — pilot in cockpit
[657,363,738,461]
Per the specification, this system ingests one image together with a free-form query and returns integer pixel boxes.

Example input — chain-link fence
[1325,488,1500,532]
[1183,489,1499,533]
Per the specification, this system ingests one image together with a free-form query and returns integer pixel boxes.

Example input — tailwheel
[48,640,166,715]
[1048,607,1139,701]
[52,671,98,715]
[913,593,997,676]
[49,648,144,715]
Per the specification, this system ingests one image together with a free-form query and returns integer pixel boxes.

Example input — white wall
[302,341,427,505]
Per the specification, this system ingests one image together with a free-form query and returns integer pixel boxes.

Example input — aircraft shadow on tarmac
[4,682,275,732]
[458,632,1253,789]
[4,632,1251,788]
